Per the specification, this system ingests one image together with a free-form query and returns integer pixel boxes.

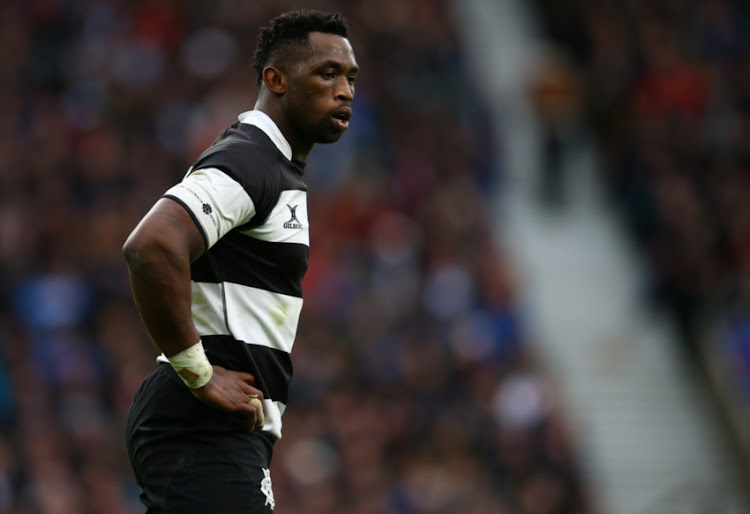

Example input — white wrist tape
[167,340,213,389]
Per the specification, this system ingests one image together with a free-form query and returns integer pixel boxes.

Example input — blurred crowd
[530,0,750,452]
[0,0,594,513]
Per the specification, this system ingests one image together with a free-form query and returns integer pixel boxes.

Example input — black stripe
[202,335,292,404]
[191,232,308,298]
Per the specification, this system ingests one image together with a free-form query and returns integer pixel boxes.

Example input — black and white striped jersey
[159,110,308,439]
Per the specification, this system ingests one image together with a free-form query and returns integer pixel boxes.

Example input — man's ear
[262,66,286,96]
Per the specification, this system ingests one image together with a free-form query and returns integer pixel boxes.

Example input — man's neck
[253,101,313,164]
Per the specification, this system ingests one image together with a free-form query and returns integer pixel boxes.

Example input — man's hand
[191,365,265,429]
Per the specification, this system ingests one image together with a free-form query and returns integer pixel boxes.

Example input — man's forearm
[125,245,200,358]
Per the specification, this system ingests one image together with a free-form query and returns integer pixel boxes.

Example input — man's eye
[347,76,357,85]
[323,72,335,79]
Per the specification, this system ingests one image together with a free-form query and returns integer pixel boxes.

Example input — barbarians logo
[260,468,275,510]
[202,203,212,215]
[283,205,303,229]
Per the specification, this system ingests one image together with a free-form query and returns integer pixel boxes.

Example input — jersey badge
[260,468,275,509]
[283,205,303,229]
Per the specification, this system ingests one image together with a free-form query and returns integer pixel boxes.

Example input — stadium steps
[452,0,749,513]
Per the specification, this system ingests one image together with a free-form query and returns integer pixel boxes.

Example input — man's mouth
[331,107,352,129]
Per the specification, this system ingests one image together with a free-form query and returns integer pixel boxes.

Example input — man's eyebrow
[316,60,359,73]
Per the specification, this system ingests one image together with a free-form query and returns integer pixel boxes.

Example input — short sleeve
[163,167,256,249]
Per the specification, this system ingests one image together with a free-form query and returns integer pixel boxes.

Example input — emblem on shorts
[202,203,212,215]
[260,468,275,510]
[283,205,303,229]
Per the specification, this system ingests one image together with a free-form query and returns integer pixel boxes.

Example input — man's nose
[335,78,354,101]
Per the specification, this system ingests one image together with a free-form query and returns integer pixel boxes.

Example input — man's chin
[316,132,345,144]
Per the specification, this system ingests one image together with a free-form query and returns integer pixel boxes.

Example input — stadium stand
[529,0,750,484]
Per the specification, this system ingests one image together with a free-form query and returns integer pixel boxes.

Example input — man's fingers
[239,382,255,397]
[248,396,264,428]
[238,383,264,402]
[218,366,254,384]
[193,367,263,429]
[235,371,255,384]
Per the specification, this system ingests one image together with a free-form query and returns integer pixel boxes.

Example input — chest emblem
[283,204,304,229]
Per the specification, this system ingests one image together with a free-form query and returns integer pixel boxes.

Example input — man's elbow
[122,229,165,273]
[123,225,191,273]
[122,231,147,272]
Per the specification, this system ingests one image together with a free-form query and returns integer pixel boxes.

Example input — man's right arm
[122,197,204,358]
[123,197,265,428]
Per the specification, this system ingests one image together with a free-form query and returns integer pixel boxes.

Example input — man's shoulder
[205,123,278,164]
[192,123,281,183]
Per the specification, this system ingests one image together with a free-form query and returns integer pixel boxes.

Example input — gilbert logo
[283,205,303,229]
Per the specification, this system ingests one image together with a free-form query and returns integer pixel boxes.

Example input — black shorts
[126,363,277,514]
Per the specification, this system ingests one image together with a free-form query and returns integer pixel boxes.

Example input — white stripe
[241,190,309,246]
[188,282,301,353]
[191,282,230,336]
[188,281,302,353]
[164,167,256,249]
[224,283,302,353]
[260,400,286,439]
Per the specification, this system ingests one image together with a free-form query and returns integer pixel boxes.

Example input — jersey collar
[237,110,292,161]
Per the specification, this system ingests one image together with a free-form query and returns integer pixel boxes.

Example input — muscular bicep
[124,197,206,265]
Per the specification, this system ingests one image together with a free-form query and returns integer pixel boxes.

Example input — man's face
[283,32,359,145]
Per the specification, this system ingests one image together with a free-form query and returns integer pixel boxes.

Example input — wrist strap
[167,340,213,389]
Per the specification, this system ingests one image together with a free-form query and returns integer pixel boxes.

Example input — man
[122,9,358,513]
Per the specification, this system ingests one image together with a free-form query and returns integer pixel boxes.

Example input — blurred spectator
[0,1,593,512]
[528,47,585,209]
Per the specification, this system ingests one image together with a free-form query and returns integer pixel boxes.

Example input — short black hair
[252,9,349,86]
